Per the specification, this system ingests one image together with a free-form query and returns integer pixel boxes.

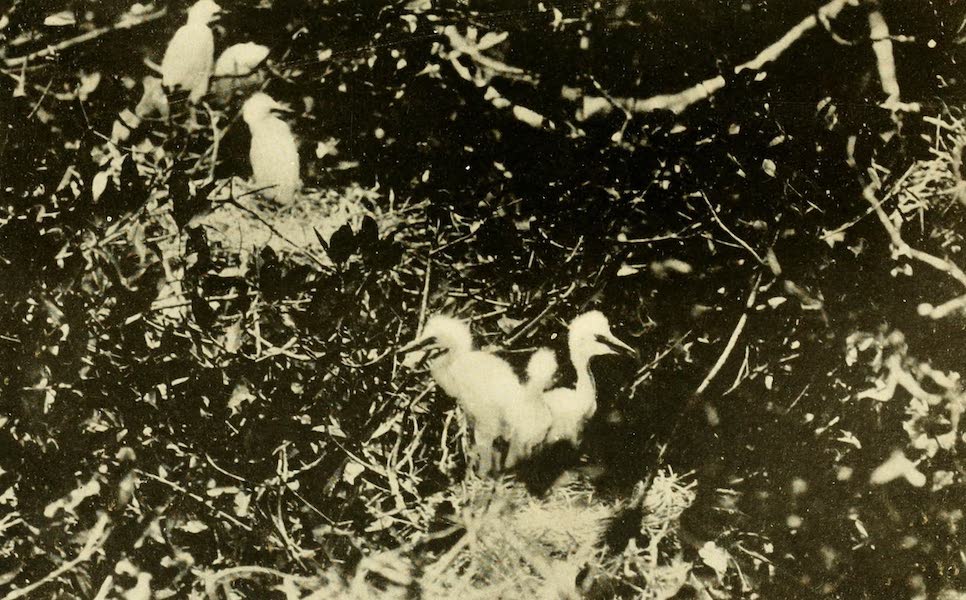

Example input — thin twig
[864,183,966,288]
[2,514,110,600]
[629,330,693,394]
[137,469,252,531]
[418,257,432,331]
[695,273,761,396]
[701,193,767,266]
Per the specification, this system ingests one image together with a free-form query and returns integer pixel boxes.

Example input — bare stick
[418,258,432,332]
[867,9,900,101]
[695,274,761,396]
[573,0,859,118]
[701,193,767,266]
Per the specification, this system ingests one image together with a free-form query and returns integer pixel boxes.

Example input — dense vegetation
[2,0,966,598]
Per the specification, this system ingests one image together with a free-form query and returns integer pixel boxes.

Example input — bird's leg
[473,431,497,476]
[505,437,523,469]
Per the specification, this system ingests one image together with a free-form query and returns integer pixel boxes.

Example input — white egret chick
[400,315,523,475]
[543,311,636,445]
[160,0,222,104]
[211,42,270,102]
[504,348,557,468]
[242,93,302,204]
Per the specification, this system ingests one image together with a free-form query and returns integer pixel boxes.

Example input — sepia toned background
[1,1,965,598]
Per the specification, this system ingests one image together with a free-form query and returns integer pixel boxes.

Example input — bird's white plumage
[526,347,558,392]
[214,42,270,77]
[408,315,523,475]
[504,348,557,467]
[160,0,220,104]
[543,311,634,445]
[243,93,301,203]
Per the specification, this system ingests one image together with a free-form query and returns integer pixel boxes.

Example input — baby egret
[242,93,301,204]
[160,0,222,104]
[211,42,270,102]
[504,348,557,468]
[543,311,636,445]
[400,315,524,475]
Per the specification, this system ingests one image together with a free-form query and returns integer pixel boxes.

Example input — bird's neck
[572,352,597,403]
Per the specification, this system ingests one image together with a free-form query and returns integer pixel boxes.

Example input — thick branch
[4,9,168,68]
[571,0,859,119]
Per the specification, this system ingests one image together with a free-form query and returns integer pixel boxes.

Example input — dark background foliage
[1,0,966,598]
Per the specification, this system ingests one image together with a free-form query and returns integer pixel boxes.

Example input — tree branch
[3,9,168,69]
[571,0,860,119]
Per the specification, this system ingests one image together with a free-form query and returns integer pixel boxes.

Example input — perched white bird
[543,311,635,445]
[211,42,270,102]
[160,0,221,104]
[504,347,557,468]
[400,315,523,475]
[242,93,302,204]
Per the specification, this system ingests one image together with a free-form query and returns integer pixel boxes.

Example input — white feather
[543,311,634,445]
[408,315,523,475]
[214,42,270,77]
[504,348,557,467]
[243,93,301,203]
[160,1,220,104]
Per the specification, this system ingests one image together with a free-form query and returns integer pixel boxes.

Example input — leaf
[326,223,357,264]
[171,175,212,229]
[357,215,379,248]
[477,31,509,50]
[368,239,404,271]
[92,171,111,202]
[870,451,925,487]
[44,11,76,26]
[761,159,777,177]
[234,491,252,517]
[78,72,101,101]
[617,263,640,277]
[228,382,255,416]
[259,246,284,300]
[313,227,329,251]
[178,520,209,534]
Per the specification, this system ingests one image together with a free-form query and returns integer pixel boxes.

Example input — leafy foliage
[1,0,966,598]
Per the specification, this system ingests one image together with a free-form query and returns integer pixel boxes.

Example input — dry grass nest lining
[197,182,411,266]
[905,113,966,208]
[338,469,698,600]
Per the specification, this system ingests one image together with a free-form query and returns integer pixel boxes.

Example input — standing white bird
[400,315,523,475]
[504,347,557,468]
[242,93,302,204]
[543,311,636,446]
[160,0,222,104]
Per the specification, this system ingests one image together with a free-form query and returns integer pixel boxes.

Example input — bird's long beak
[272,102,295,114]
[398,336,434,355]
[597,333,637,358]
